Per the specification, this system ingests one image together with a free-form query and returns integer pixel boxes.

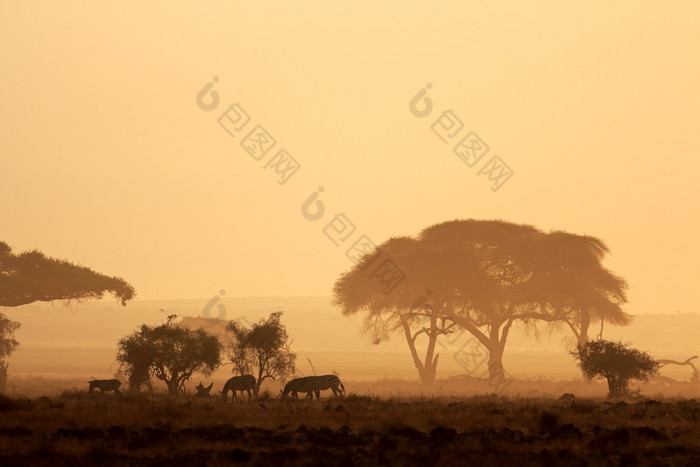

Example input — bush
[0,394,33,412]
[571,340,659,398]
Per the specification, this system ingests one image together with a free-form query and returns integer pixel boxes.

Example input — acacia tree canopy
[521,231,630,345]
[334,219,630,384]
[0,241,135,307]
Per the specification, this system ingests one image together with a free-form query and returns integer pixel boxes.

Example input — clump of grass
[60,389,89,400]
[0,394,33,412]
[343,393,378,403]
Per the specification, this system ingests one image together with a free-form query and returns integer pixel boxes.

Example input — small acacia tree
[0,314,20,361]
[571,339,659,398]
[225,311,296,395]
[0,313,20,393]
[117,322,221,396]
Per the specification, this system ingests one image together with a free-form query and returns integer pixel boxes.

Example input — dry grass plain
[1,377,699,466]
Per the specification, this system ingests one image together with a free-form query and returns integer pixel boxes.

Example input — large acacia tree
[0,241,135,307]
[334,219,630,384]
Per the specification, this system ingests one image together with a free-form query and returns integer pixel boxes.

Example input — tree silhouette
[0,313,20,393]
[0,241,135,307]
[334,219,629,384]
[116,322,221,396]
[572,339,659,398]
[0,314,20,361]
[225,312,296,396]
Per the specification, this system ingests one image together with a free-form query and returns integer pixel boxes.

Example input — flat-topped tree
[420,220,629,383]
[0,241,135,307]
[334,219,630,385]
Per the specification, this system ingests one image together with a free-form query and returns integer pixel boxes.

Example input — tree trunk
[486,343,505,384]
[579,310,590,347]
[607,377,619,398]
[0,361,8,394]
[418,354,439,385]
[256,368,264,396]
[606,376,628,399]
[446,314,511,387]
[576,311,591,381]
[400,313,439,386]
[483,323,509,385]
[166,379,179,396]
[421,311,440,385]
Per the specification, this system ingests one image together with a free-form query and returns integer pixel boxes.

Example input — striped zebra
[281,377,320,400]
[221,375,257,402]
[315,374,345,397]
[281,375,345,399]
[88,379,122,394]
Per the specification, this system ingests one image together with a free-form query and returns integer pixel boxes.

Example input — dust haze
[1,1,699,464]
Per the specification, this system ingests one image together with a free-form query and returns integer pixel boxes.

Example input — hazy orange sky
[1,2,698,315]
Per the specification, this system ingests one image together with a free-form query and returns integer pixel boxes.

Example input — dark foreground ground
[1,393,699,466]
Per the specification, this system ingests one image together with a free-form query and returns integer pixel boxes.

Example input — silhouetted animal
[88,379,122,394]
[222,375,256,402]
[281,377,320,400]
[313,375,345,397]
[195,382,214,396]
[559,393,576,403]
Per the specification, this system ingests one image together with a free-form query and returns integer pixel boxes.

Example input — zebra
[88,379,122,394]
[221,375,257,402]
[281,377,320,400]
[281,375,346,399]
[314,374,345,397]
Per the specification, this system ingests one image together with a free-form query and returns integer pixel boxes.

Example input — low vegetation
[0,389,698,466]
[572,339,660,398]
